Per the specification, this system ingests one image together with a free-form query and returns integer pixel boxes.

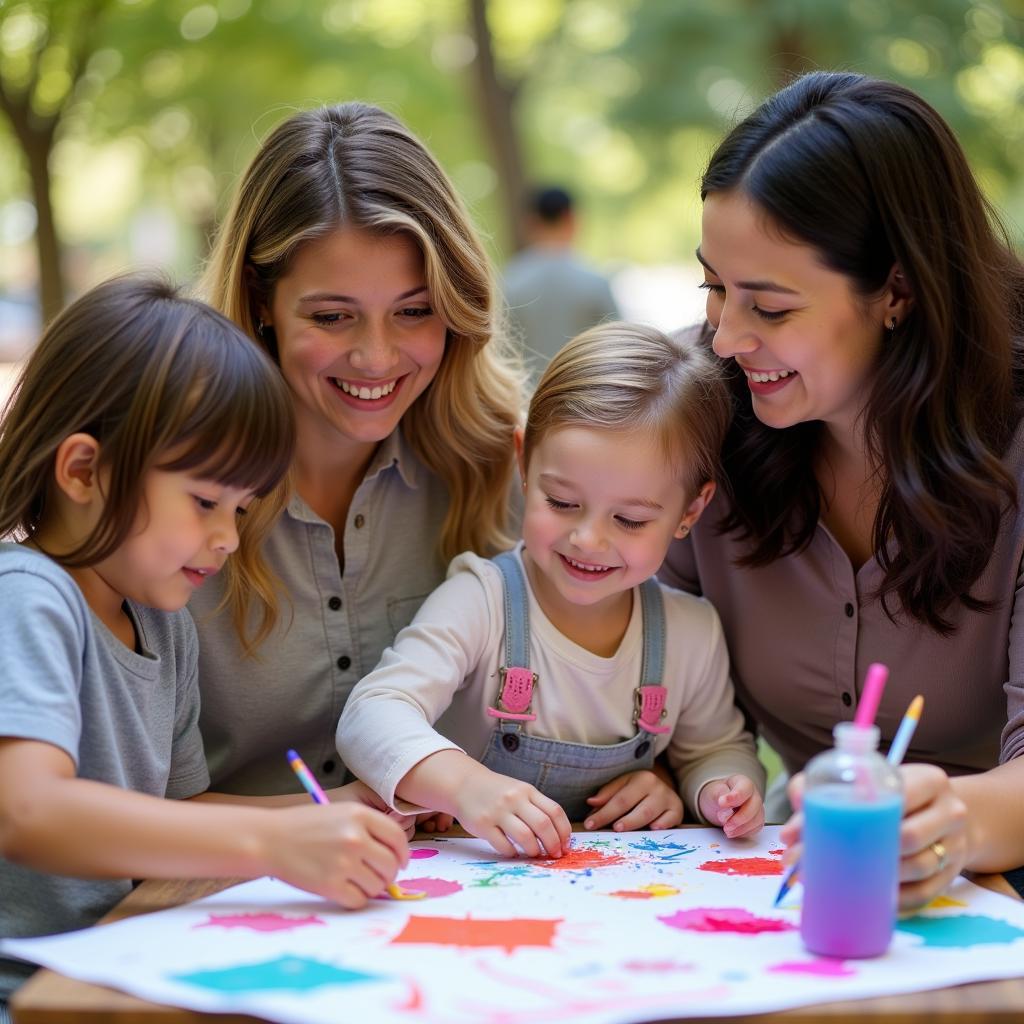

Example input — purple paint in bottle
[800,722,903,958]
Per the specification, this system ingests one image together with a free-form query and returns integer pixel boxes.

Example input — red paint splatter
[769,959,856,977]
[194,913,324,933]
[534,848,625,871]
[769,849,785,856]
[409,848,439,860]
[658,907,796,935]
[390,915,561,953]
[621,960,694,973]
[396,877,462,898]
[698,856,784,876]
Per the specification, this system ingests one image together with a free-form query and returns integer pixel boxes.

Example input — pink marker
[853,662,889,729]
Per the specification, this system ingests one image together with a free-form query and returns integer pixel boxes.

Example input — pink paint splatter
[698,856,784,876]
[396,877,462,898]
[769,848,785,856]
[769,959,856,977]
[194,913,325,933]
[621,960,694,974]
[410,848,439,860]
[658,907,796,935]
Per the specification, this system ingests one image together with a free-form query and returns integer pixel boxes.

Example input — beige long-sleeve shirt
[660,426,1024,778]
[338,544,764,819]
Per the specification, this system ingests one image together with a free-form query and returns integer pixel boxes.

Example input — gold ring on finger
[929,840,949,874]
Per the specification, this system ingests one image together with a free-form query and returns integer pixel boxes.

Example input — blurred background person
[503,186,620,381]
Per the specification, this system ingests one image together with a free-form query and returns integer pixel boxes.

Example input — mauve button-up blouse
[660,427,1024,778]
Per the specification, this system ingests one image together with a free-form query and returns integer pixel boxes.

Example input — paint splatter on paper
[395,877,462,898]
[409,848,439,860]
[609,884,680,900]
[621,960,693,973]
[698,856,784,877]
[769,958,856,977]
[659,907,796,935]
[390,915,562,953]
[173,955,386,993]
[896,914,1024,948]
[535,848,625,871]
[194,913,325,933]
[925,894,968,910]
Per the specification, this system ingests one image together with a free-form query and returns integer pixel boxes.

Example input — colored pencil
[284,748,423,901]
[886,695,924,767]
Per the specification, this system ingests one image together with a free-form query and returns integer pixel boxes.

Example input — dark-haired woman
[662,71,1024,908]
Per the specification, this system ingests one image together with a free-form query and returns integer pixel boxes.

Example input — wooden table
[11,851,1024,1024]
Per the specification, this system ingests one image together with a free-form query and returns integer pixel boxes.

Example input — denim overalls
[479,551,670,822]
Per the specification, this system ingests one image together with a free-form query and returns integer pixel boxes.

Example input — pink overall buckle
[487,666,538,722]
[634,685,669,734]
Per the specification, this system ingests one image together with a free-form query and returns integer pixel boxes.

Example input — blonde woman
[192,102,523,796]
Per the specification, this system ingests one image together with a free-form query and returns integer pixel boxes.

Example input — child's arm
[337,561,503,812]
[0,738,408,909]
[398,749,570,858]
[661,596,766,832]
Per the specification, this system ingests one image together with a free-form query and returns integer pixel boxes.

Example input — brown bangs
[156,337,295,498]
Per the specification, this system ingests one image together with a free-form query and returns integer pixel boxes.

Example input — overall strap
[634,577,670,734]
[487,551,538,722]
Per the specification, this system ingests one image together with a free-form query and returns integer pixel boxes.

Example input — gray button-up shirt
[661,425,1024,779]
[190,428,448,795]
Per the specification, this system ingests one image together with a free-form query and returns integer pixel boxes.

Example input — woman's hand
[583,770,684,832]
[698,774,765,839]
[782,765,969,910]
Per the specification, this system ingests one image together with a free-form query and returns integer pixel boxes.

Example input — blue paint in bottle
[801,722,903,958]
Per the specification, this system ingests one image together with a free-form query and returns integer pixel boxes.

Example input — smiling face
[518,426,704,630]
[264,227,447,453]
[92,469,253,615]
[699,190,895,441]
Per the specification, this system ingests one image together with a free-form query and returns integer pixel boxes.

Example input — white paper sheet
[5,827,1024,1023]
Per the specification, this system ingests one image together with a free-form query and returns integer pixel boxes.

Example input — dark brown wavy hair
[701,71,1024,634]
[0,274,295,650]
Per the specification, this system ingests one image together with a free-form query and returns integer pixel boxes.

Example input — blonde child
[338,323,765,858]
[0,276,408,1011]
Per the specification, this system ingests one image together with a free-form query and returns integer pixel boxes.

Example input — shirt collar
[285,428,420,524]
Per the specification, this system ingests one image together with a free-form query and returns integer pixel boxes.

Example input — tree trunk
[467,0,526,252]
[24,128,64,323]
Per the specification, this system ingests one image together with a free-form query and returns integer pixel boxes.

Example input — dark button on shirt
[328,596,342,611]
[337,655,351,671]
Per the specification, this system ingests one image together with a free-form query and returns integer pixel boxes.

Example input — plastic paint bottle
[800,722,903,958]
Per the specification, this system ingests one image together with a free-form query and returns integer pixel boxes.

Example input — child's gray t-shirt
[0,544,210,1001]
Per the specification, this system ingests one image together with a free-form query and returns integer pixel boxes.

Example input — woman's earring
[255,318,266,338]
[679,524,690,537]
[886,316,897,336]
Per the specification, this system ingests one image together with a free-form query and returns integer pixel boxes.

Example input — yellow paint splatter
[609,883,680,900]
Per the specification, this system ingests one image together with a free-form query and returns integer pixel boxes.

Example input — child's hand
[266,803,408,909]
[583,770,684,832]
[698,774,764,839]
[329,779,417,840]
[453,769,570,858]
[416,811,455,834]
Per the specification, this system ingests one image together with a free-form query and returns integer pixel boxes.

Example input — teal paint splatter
[471,865,535,888]
[172,955,387,993]
[627,837,698,860]
[896,914,1024,948]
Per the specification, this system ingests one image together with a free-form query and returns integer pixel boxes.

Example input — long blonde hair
[202,103,522,598]
[0,275,294,651]
[524,322,730,497]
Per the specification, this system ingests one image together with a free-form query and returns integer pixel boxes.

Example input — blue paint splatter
[627,837,698,860]
[896,914,1024,948]
[172,955,386,993]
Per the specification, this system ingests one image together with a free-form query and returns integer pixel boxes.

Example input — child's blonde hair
[523,322,731,497]
[201,101,523,563]
[0,274,295,652]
